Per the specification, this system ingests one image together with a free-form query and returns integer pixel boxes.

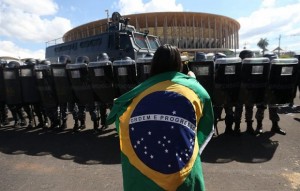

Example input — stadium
[61,12,240,52]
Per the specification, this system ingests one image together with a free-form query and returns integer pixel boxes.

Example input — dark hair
[150,44,182,76]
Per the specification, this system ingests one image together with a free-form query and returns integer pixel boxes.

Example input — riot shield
[188,60,214,100]
[51,63,75,104]
[239,57,270,104]
[293,54,300,99]
[0,60,7,103]
[214,57,242,106]
[66,63,94,104]
[88,60,115,104]
[3,61,22,105]
[266,58,298,104]
[20,64,40,104]
[34,62,58,107]
[113,58,137,96]
[136,56,152,83]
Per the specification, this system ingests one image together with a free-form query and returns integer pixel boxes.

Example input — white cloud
[0,41,45,59]
[114,0,183,15]
[1,0,58,16]
[238,2,300,51]
[0,0,72,59]
[261,0,276,8]
[0,1,72,43]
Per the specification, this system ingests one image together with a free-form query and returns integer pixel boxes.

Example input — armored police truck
[45,12,160,63]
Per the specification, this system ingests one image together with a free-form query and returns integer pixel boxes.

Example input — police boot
[36,121,44,129]
[100,117,108,130]
[255,120,263,134]
[20,119,27,127]
[59,119,67,130]
[233,123,241,135]
[43,118,50,129]
[79,120,86,130]
[93,120,100,132]
[13,121,20,128]
[271,121,286,135]
[73,120,79,132]
[101,123,108,130]
[27,120,34,129]
[224,123,233,135]
[246,122,255,135]
[50,120,59,129]
[2,118,9,126]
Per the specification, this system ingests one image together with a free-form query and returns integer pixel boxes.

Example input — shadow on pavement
[294,117,300,122]
[278,105,300,114]
[202,131,278,164]
[0,125,121,165]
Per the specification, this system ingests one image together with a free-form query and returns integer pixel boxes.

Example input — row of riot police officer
[0,51,154,132]
[1,49,299,133]
[0,58,48,129]
[186,50,299,136]
[0,56,109,132]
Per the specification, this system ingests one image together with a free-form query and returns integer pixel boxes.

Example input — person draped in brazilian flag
[107,44,214,191]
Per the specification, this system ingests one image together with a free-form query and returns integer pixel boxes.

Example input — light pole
[105,10,109,22]
[278,34,281,56]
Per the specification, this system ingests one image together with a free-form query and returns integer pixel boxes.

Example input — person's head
[150,44,181,76]
[239,50,254,60]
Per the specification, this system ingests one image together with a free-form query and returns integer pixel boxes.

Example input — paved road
[0,97,299,190]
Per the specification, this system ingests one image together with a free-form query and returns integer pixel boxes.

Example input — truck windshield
[147,36,160,50]
[133,33,148,49]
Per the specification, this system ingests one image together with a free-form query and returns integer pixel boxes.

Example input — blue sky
[1,0,300,59]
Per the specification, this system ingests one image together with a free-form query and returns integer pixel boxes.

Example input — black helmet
[0,59,7,65]
[40,60,51,65]
[214,52,226,61]
[58,55,71,64]
[194,52,207,61]
[97,53,109,61]
[263,52,277,61]
[7,61,21,68]
[35,59,42,64]
[239,50,254,60]
[76,56,89,64]
[25,58,36,65]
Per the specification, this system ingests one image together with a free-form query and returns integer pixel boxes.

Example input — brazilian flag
[107,71,214,191]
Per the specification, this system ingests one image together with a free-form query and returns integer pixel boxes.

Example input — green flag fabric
[107,71,214,191]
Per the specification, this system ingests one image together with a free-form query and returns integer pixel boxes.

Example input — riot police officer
[66,56,99,132]
[34,59,58,129]
[21,58,48,129]
[0,59,9,126]
[213,53,235,134]
[88,53,111,132]
[51,55,74,130]
[234,50,255,135]
[3,61,27,127]
[0,104,9,127]
[255,53,286,135]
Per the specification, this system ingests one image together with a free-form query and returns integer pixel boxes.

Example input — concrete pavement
[0,97,299,190]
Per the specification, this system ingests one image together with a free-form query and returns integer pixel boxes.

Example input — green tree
[257,38,269,55]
